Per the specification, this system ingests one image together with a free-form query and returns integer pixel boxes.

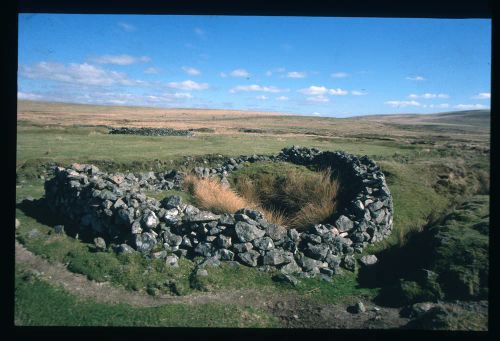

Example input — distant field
[17,100,490,142]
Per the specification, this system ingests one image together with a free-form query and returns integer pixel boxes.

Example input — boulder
[93,237,106,251]
[237,250,260,267]
[234,213,258,225]
[273,273,299,286]
[216,248,235,261]
[142,211,159,229]
[134,232,157,252]
[118,243,135,254]
[335,215,354,232]
[166,255,179,267]
[152,250,167,259]
[253,236,275,251]
[232,242,253,253]
[218,213,236,226]
[235,208,264,220]
[304,243,329,261]
[310,224,330,236]
[297,255,323,272]
[196,268,209,277]
[263,249,288,266]
[184,211,220,223]
[265,224,287,241]
[342,255,357,271]
[279,260,302,274]
[217,235,232,249]
[360,254,378,266]
[235,221,265,242]
[54,225,65,234]
[353,301,366,313]
[194,242,214,257]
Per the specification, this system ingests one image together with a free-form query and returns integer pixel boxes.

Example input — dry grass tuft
[183,174,289,226]
[183,175,252,214]
[260,206,288,227]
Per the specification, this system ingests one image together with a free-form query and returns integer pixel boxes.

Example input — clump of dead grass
[183,174,290,226]
[184,167,340,230]
[183,174,251,214]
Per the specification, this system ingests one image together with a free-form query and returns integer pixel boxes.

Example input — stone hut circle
[44,146,394,279]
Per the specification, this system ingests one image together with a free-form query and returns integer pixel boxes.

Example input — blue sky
[18,14,491,117]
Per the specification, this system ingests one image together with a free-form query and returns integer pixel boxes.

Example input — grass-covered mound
[372,195,489,306]
[428,195,489,300]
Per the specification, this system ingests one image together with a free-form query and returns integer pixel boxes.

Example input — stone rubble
[43,146,394,279]
[109,127,194,137]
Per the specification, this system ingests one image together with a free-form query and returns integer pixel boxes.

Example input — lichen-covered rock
[235,221,265,242]
[360,254,378,266]
[253,236,275,251]
[237,250,260,267]
[135,232,157,252]
[336,215,354,232]
[93,237,106,251]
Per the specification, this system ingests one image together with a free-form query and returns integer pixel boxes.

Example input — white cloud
[454,104,488,110]
[351,90,368,96]
[428,103,450,109]
[229,85,288,93]
[298,86,348,96]
[286,71,306,78]
[307,96,329,103]
[229,69,250,77]
[311,112,322,116]
[167,80,209,91]
[298,86,329,96]
[256,95,268,100]
[266,67,286,77]
[18,91,43,100]
[406,76,426,81]
[385,100,421,108]
[329,88,348,96]
[24,89,196,107]
[194,27,205,37]
[20,62,144,86]
[220,72,227,78]
[144,67,160,74]
[408,93,449,99]
[472,92,490,99]
[276,96,289,101]
[92,54,151,65]
[331,72,349,78]
[171,92,193,99]
[118,22,136,32]
[182,66,201,76]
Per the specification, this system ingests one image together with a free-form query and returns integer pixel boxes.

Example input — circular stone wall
[43,146,393,278]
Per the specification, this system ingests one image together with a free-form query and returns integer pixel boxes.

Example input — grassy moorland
[15,100,490,328]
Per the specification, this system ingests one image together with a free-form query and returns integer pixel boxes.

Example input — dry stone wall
[44,146,393,278]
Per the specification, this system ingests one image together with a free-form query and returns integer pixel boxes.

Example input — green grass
[143,189,195,205]
[15,121,490,326]
[429,195,489,300]
[17,124,416,166]
[365,160,451,251]
[14,266,279,327]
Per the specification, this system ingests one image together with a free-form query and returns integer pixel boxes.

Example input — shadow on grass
[357,219,438,307]
[16,198,96,244]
